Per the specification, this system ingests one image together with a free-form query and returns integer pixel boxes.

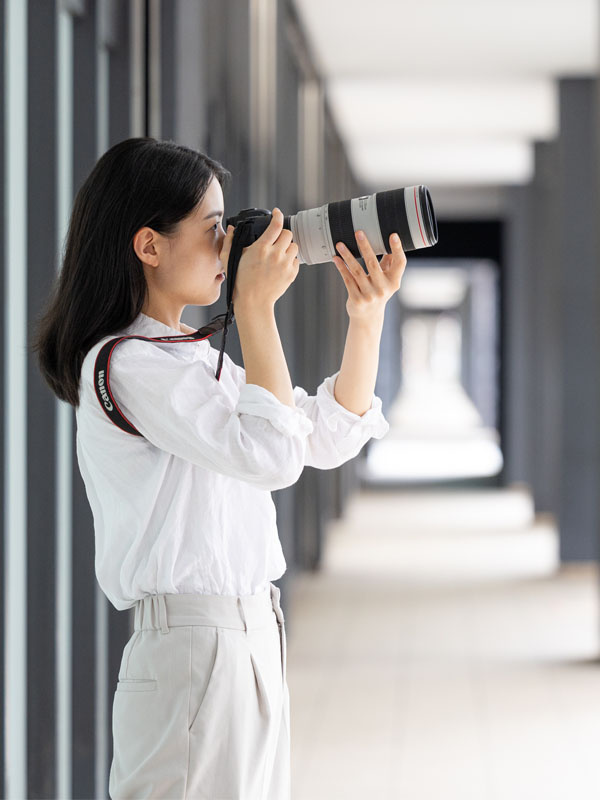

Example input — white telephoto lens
[350,194,385,254]
[403,185,430,250]
[290,205,335,265]
[287,184,437,263]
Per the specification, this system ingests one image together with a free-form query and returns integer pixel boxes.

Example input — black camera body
[225,208,292,246]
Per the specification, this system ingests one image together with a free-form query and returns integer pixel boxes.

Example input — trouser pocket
[188,625,220,732]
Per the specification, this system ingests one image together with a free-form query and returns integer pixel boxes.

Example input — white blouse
[75,311,390,610]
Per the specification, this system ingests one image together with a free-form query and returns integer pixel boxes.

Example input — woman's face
[136,175,228,309]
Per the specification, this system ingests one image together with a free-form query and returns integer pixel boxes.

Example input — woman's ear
[132,227,160,267]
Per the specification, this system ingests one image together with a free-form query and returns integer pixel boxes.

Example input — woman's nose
[217,226,227,255]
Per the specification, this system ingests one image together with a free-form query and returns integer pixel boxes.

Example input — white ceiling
[292,0,598,191]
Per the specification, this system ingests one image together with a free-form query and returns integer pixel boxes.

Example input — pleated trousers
[108,582,290,800]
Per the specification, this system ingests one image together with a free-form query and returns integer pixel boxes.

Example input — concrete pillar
[556,78,600,561]
[503,185,536,487]
[529,140,561,516]
[503,141,562,517]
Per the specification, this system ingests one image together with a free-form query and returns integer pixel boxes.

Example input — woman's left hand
[332,230,407,323]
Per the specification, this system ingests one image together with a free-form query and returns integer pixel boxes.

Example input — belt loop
[270,582,285,625]
[237,596,248,632]
[157,594,169,634]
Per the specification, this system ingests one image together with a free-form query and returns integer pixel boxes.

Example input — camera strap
[92,222,253,437]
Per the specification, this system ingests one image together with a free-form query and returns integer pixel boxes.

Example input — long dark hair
[30,137,231,408]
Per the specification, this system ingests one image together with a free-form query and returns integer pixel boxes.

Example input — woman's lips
[216,272,225,281]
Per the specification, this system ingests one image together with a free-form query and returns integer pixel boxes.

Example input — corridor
[287,486,600,799]
[7,2,600,796]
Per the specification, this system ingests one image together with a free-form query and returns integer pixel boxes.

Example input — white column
[3,0,28,797]
[55,3,74,799]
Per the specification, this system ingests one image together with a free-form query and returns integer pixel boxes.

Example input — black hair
[30,136,231,407]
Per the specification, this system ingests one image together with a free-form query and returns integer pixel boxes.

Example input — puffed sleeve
[108,341,314,491]
[229,362,389,470]
[292,370,390,469]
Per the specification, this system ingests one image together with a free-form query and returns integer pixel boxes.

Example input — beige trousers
[108,582,290,800]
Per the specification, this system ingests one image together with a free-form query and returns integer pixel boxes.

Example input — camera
[225,185,438,265]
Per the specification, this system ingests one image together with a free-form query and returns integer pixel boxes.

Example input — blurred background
[3,0,600,798]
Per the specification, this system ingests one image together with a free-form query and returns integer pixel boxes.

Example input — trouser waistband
[133,582,285,635]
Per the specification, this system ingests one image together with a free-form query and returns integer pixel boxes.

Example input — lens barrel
[288,185,438,265]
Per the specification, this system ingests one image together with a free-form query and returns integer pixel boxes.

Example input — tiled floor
[286,486,600,799]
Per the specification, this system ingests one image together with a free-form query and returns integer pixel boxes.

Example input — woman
[32,137,405,799]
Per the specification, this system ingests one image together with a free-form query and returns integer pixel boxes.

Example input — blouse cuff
[236,382,315,438]
[316,370,390,438]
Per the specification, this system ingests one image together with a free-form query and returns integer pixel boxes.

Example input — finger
[355,230,383,278]
[273,227,294,252]
[332,255,360,295]
[257,207,284,246]
[379,254,393,272]
[334,241,369,285]
[285,239,299,257]
[390,232,407,266]
[332,256,349,281]
[332,255,346,273]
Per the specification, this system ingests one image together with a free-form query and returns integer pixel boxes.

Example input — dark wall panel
[27,1,59,796]
[556,78,600,561]
[530,140,561,515]
[160,0,175,140]
[108,0,133,146]
[71,4,101,798]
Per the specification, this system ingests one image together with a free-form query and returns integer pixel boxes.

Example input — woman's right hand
[220,208,300,309]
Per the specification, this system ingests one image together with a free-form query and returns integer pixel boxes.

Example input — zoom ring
[328,200,361,259]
